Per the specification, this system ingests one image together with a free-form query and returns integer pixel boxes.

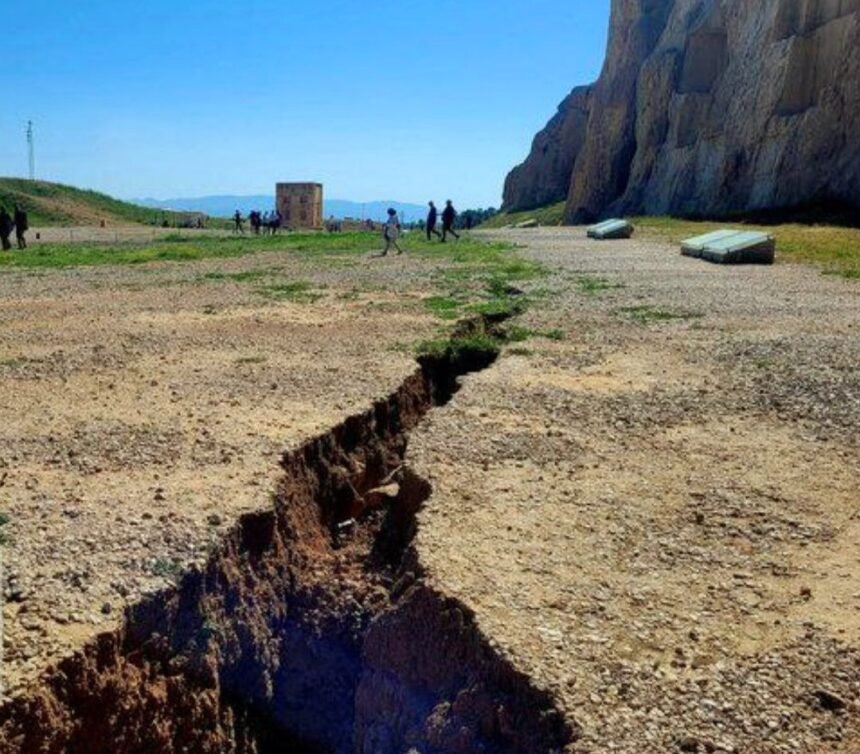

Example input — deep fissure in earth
[0,317,574,754]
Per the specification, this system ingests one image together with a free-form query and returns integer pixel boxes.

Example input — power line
[26,121,34,180]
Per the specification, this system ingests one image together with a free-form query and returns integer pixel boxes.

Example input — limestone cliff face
[502,86,592,211]
[503,0,860,222]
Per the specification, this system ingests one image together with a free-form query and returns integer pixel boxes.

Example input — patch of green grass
[539,328,566,341]
[468,297,527,319]
[234,355,268,365]
[480,201,567,229]
[415,332,501,361]
[752,357,777,369]
[257,280,324,303]
[203,269,275,283]
[0,239,250,269]
[0,356,28,368]
[617,305,704,324]
[575,275,624,295]
[824,268,860,280]
[505,326,533,343]
[151,558,182,580]
[0,233,356,270]
[425,295,464,320]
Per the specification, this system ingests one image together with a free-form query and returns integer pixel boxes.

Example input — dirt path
[409,228,860,753]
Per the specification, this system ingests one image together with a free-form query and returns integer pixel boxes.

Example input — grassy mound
[0,178,180,227]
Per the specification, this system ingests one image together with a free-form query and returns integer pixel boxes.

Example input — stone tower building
[276,183,323,230]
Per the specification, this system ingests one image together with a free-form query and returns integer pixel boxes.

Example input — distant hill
[0,178,183,227]
[134,195,429,222]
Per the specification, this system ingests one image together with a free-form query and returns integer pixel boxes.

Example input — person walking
[380,208,403,256]
[426,201,442,241]
[233,210,245,234]
[0,207,13,251]
[441,200,459,242]
[13,206,28,250]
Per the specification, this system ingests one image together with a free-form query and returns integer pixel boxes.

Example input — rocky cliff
[503,0,860,222]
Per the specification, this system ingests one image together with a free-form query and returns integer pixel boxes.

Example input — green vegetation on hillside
[480,201,567,229]
[0,178,183,227]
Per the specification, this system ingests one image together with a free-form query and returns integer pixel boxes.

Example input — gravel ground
[0,247,440,696]
[2,227,859,753]
[410,228,860,753]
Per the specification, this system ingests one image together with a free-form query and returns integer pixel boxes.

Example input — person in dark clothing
[233,210,245,234]
[13,206,28,250]
[0,208,13,251]
[441,200,459,242]
[426,201,442,241]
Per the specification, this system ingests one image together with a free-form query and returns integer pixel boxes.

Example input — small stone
[101,602,113,615]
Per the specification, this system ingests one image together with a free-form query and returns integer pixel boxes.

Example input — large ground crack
[0,316,574,754]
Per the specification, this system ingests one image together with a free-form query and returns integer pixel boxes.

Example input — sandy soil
[411,228,860,753]
[0,248,436,695]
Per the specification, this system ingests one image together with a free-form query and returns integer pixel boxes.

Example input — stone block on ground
[698,230,776,265]
[681,229,745,258]
[587,219,634,240]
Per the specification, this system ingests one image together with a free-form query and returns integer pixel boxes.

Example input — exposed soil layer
[0,318,572,754]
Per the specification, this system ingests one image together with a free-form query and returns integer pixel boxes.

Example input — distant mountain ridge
[132,195,429,222]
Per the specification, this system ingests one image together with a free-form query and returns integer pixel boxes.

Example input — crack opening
[0,314,575,754]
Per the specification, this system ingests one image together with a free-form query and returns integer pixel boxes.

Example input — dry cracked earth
[1,227,859,753]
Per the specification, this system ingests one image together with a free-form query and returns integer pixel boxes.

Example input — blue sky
[0,1,610,208]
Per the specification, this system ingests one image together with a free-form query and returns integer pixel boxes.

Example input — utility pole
[27,121,35,180]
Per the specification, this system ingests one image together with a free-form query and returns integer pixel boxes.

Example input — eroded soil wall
[0,337,573,754]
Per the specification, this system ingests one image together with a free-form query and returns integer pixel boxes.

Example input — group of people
[380,199,461,257]
[425,200,460,242]
[233,209,283,235]
[0,205,28,251]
